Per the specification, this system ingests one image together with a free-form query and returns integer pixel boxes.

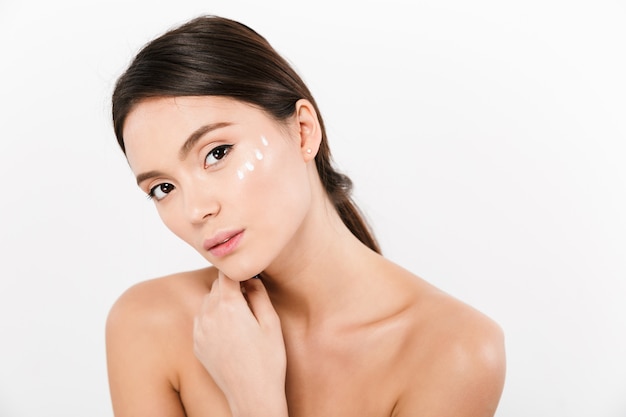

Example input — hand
[193,271,288,417]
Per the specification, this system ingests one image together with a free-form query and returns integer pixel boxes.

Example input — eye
[205,145,233,167]
[148,183,175,201]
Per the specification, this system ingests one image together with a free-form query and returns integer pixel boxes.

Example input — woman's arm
[193,273,289,417]
[105,284,187,417]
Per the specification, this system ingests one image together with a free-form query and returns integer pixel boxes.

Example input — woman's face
[123,96,316,281]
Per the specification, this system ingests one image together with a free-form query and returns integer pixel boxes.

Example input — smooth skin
[106,96,506,417]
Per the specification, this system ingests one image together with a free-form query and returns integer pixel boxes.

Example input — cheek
[234,143,267,181]
[155,205,189,242]
[231,134,273,183]
[231,136,309,216]
[232,150,277,202]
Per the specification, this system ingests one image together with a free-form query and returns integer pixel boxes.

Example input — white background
[1,0,624,416]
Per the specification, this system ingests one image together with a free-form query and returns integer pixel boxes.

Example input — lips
[203,230,244,258]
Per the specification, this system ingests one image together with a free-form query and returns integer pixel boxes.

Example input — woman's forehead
[124,97,264,138]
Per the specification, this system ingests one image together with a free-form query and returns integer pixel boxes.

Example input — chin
[196,242,273,281]
[225,272,259,282]
[211,259,265,282]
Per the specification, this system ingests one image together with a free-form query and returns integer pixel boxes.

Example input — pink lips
[203,230,244,258]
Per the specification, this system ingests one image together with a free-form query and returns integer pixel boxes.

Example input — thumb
[241,278,280,327]
[217,270,245,301]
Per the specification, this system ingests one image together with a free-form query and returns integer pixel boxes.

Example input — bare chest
[280,325,408,417]
[179,327,407,417]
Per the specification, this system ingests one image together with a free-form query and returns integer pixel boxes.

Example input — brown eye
[205,145,233,167]
[149,183,175,200]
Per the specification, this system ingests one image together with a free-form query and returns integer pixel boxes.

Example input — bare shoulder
[107,267,215,323]
[393,269,506,417]
[106,267,217,359]
[105,267,216,416]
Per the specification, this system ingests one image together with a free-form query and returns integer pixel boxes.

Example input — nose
[182,185,220,225]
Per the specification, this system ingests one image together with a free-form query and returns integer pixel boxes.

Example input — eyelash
[204,144,233,168]
[147,183,174,200]
[146,144,234,201]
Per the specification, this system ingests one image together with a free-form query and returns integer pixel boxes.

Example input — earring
[306,148,312,154]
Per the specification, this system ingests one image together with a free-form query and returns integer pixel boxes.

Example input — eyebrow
[136,169,164,186]
[135,121,232,186]
[179,122,232,160]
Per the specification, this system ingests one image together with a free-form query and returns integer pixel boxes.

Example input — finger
[241,278,279,327]
[192,316,208,361]
[202,279,218,308]
[192,316,201,341]
[206,275,219,300]
[217,270,246,302]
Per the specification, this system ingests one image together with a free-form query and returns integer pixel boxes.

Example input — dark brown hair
[112,15,380,253]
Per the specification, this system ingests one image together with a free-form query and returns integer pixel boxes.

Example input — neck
[259,196,381,329]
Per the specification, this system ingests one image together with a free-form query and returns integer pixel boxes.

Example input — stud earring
[306,148,312,154]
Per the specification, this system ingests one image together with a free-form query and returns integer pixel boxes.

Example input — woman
[106,15,506,417]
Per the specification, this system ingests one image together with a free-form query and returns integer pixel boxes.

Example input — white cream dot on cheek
[236,135,269,181]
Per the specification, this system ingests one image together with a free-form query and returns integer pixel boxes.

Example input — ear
[295,99,322,162]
